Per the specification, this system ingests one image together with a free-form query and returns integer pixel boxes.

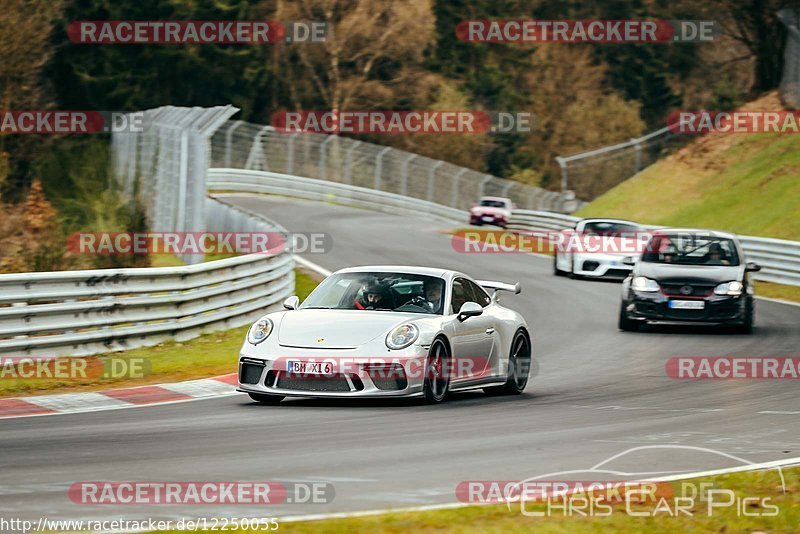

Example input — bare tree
[273,0,437,111]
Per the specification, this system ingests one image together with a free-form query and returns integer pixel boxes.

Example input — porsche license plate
[287,361,333,375]
[668,300,704,310]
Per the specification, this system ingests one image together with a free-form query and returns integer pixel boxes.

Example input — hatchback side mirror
[622,256,636,266]
[745,262,761,273]
[283,295,300,310]
[457,301,483,322]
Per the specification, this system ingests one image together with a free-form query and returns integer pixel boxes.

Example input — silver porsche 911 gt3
[237,265,531,404]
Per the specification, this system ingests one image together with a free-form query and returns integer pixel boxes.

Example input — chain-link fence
[779,8,800,109]
[209,121,573,213]
[112,106,239,263]
[554,127,687,202]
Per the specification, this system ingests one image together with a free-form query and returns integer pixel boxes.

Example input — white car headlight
[386,324,419,350]
[714,281,743,296]
[248,318,273,345]
[631,276,660,292]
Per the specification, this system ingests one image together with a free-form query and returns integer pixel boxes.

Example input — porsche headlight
[714,281,743,296]
[631,276,660,292]
[248,318,273,345]
[386,324,419,350]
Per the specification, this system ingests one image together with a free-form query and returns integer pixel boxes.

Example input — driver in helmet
[354,280,393,310]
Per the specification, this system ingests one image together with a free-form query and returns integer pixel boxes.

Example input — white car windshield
[479,199,508,208]
[642,235,740,266]
[300,272,446,314]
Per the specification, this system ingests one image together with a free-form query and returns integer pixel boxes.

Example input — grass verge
[576,92,800,241]
[146,465,799,533]
[0,268,320,398]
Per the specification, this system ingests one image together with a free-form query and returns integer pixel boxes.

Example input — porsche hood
[276,309,424,349]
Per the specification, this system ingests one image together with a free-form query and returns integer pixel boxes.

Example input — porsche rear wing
[476,280,521,298]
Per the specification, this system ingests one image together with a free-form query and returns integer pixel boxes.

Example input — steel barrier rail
[508,210,800,287]
[207,168,467,224]
[0,196,296,358]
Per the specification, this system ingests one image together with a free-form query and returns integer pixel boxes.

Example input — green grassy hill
[576,92,800,241]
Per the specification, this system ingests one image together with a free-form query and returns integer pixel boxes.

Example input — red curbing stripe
[0,398,57,418]
[213,373,238,385]
[103,386,193,405]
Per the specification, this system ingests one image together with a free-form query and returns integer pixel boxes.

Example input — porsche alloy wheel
[423,338,451,404]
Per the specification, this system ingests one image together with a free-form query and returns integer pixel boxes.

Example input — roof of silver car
[335,265,455,278]
[652,228,738,239]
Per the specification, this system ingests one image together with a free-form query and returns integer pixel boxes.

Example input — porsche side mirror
[745,262,761,272]
[622,256,636,266]
[457,301,483,322]
[283,295,300,310]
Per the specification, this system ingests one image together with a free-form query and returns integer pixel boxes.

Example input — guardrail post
[555,156,568,193]
[400,154,416,197]
[451,168,467,208]
[345,140,362,185]
[632,137,643,173]
[427,161,442,202]
[224,120,243,168]
[478,175,493,198]
[374,146,391,191]
[177,129,189,232]
[287,133,297,175]
[319,135,336,181]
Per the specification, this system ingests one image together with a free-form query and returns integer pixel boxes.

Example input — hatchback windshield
[642,235,740,266]
[479,199,508,208]
[300,272,446,314]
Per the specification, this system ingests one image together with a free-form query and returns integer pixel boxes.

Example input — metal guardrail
[508,210,800,286]
[208,168,467,224]
[209,121,574,213]
[0,192,296,358]
[0,248,294,358]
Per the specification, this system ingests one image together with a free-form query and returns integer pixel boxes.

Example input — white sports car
[553,218,648,279]
[238,266,531,404]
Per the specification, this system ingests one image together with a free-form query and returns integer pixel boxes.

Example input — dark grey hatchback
[618,230,761,334]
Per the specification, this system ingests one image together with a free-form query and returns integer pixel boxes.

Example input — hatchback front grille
[661,284,714,297]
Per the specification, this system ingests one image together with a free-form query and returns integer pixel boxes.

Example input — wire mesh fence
[554,127,687,202]
[112,106,239,263]
[209,122,572,212]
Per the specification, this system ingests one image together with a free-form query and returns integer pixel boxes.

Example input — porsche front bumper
[237,344,431,398]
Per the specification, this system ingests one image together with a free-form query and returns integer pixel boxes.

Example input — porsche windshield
[299,272,446,314]
[642,235,740,266]
[582,221,640,236]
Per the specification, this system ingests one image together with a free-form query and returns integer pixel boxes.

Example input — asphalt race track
[1,195,799,523]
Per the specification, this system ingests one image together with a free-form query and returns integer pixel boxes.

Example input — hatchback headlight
[714,281,743,296]
[386,324,419,350]
[631,276,660,292]
[248,318,273,345]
